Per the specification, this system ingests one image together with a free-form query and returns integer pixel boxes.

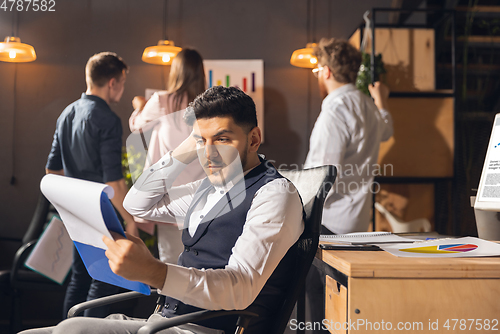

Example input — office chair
[0,192,65,334]
[68,165,336,334]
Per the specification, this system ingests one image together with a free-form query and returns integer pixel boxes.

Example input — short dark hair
[85,52,128,88]
[184,86,257,132]
[314,38,361,84]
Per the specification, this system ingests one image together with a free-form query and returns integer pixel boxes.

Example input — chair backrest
[22,192,51,245]
[271,165,336,334]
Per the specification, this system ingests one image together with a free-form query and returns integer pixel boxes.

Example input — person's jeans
[62,246,120,318]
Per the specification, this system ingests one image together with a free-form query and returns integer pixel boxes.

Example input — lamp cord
[10,12,19,185]
[11,11,16,36]
[311,0,316,43]
[328,0,332,37]
[163,0,168,41]
[306,0,310,44]
[306,0,312,141]
[10,63,18,185]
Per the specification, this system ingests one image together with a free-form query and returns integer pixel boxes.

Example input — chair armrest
[68,289,159,318]
[138,310,258,334]
[10,240,37,285]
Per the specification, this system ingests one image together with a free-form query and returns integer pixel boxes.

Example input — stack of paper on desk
[40,174,150,295]
[319,232,420,245]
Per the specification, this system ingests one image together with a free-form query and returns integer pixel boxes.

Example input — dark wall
[0,0,392,244]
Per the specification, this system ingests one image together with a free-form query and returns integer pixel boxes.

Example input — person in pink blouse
[129,48,206,264]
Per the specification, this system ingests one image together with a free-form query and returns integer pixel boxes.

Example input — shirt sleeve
[45,126,63,171]
[129,92,163,133]
[304,102,349,169]
[100,116,124,183]
[377,108,394,142]
[123,152,201,224]
[159,178,304,311]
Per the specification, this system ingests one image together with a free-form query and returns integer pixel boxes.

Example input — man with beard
[24,86,303,334]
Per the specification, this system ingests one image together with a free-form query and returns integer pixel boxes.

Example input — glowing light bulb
[310,57,318,64]
[9,51,16,59]
[162,54,170,63]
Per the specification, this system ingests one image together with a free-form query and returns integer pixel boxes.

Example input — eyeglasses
[312,66,324,78]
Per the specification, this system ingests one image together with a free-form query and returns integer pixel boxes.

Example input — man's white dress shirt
[123,153,304,311]
[304,84,393,234]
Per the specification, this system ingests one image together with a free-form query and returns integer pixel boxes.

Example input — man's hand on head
[103,232,167,289]
[172,131,199,165]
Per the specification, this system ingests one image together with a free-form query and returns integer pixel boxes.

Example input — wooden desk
[317,249,500,334]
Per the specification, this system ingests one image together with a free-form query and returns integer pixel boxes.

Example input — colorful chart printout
[400,244,478,254]
[203,60,264,141]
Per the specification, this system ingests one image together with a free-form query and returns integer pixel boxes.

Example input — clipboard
[40,174,151,295]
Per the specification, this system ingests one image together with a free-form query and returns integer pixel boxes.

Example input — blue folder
[73,192,150,295]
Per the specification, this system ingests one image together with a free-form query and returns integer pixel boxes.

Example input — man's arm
[46,126,64,174]
[158,178,304,310]
[129,93,163,133]
[106,135,200,285]
[106,179,139,237]
[369,81,394,141]
[368,81,390,111]
[123,134,200,223]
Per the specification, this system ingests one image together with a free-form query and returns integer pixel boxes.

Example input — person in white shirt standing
[304,37,393,235]
[302,38,394,334]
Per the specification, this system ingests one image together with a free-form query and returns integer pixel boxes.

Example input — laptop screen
[475,113,500,210]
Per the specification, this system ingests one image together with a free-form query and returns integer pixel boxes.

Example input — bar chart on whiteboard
[203,59,264,141]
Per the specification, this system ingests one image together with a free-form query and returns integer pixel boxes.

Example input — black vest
[162,158,298,334]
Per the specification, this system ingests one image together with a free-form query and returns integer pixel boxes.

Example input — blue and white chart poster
[204,59,264,141]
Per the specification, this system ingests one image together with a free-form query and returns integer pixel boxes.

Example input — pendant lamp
[142,0,181,65]
[290,0,317,68]
[0,36,36,63]
[290,42,318,68]
[142,40,181,65]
